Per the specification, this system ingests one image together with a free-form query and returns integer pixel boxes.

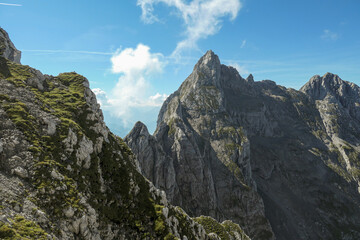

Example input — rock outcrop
[0,30,250,239]
[0,28,21,64]
[126,51,360,240]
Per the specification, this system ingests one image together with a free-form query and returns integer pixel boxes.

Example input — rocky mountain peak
[196,50,220,69]
[300,72,356,100]
[0,27,21,63]
[246,74,254,83]
[128,51,360,240]
[188,50,222,87]
[178,50,251,100]
[127,121,151,138]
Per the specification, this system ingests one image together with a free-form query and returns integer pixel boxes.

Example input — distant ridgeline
[126,50,360,239]
[0,27,250,240]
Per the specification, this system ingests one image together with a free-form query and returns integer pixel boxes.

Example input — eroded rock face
[126,51,360,240]
[300,72,360,193]
[0,28,21,64]
[127,51,275,240]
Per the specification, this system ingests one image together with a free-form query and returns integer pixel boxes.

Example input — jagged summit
[178,50,250,97]
[195,50,221,70]
[300,72,359,100]
[0,27,21,63]
[300,73,360,121]
[187,50,223,88]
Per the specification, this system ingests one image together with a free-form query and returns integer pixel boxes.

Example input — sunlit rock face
[126,50,360,240]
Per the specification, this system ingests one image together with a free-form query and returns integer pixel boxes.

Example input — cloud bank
[137,0,242,57]
[93,44,168,128]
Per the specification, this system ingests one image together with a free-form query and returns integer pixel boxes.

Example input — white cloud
[240,40,246,48]
[137,0,242,57]
[92,88,108,106]
[0,3,22,6]
[149,93,168,106]
[229,62,249,76]
[94,44,167,128]
[111,44,163,74]
[321,29,339,41]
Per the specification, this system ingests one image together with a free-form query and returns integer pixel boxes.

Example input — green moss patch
[222,220,249,239]
[167,207,196,239]
[218,126,247,143]
[4,60,33,87]
[194,216,230,240]
[0,215,48,240]
[224,161,249,190]
[0,69,88,217]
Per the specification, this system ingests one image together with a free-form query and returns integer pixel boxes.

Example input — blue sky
[1,0,360,137]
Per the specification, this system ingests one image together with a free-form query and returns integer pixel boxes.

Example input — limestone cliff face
[126,51,360,240]
[0,29,250,240]
[300,72,360,193]
[126,51,275,240]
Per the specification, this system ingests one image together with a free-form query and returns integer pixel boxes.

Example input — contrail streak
[0,3,22,6]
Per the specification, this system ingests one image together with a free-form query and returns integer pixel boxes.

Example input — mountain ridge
[127,50,360,240]
[0,27,251,240]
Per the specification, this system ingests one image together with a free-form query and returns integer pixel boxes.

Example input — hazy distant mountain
[126,50,360,240]
[0,28,250,240]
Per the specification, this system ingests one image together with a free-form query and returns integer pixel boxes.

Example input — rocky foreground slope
[0,28,250,239]
[126,51,360,240]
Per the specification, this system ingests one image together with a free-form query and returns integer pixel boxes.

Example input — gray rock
[26,71,45,90]
[127,51,274,239]
[208,233,221,240]
[50,169,64,181]
[13,166,28,179]
[63,128,78,154]
[0,27,21,63]
[42,116,57,135]
[127,51,360,240]
[76,136,94,169]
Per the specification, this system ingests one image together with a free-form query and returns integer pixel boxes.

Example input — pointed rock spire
[126,121,150,139]
[198,50,220,66]
[188,50,222,88]
[246,74,254,83]
[194,50,221,72]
